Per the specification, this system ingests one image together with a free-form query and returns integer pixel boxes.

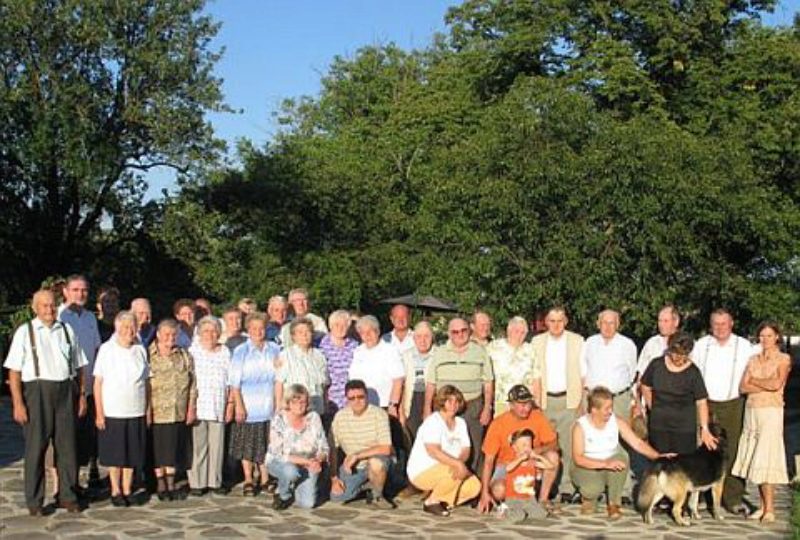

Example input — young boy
[490,428,555,522]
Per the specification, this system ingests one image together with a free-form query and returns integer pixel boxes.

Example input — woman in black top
[640,333,713,454]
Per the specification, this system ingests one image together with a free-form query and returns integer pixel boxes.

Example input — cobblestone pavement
[0,397,793,539]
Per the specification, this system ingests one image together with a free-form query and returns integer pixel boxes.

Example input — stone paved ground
[0,397,794,539]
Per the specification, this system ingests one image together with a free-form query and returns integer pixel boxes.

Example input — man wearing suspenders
[4,289,88,515]
[691,308,754,514]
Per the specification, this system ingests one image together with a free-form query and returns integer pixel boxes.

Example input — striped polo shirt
[331,405,391,459]
[425,341,494,401]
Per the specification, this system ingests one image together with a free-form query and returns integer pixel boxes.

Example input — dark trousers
[462,397,485,473]
[709,398,745,508]
[23,380,79,508]
[76,395,97,471]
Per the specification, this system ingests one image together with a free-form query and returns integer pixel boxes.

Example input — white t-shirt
[348,341,404,407]
[407,412,471,480]
[93,339,149,418]
[577,414,619,460]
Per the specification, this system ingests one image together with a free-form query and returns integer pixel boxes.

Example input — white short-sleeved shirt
[691,334,754,401]
[4,319,87,382]
[58,306,102,393]
[580,333,638,393]
[349,341,405,407]
[407,412,471,480]
[93,339,149,418]
[636,334,669,376]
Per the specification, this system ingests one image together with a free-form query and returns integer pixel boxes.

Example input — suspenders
[26,321,74,379]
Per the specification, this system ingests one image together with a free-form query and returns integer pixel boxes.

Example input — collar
[32,318,61,331]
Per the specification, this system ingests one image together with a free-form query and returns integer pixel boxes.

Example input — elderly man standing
[399,321,437,439]
[470,311,493,347]
[487,316,538,417]
[636,305,681,378]
[130,298,156,348]
[330,380,396,509]
[5,290,88,515]
[59,274,102,488]
[381,304,415,356]
[349,316,404,413]
[425,318,494,472]
[691,308,754,515]
[530,307,585,501]
[281,288,327,348]
[266,295,288,344]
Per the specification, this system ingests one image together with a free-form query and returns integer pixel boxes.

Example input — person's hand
[604,458,627,471]
[477,491,494,513]
[307,459,322,474]
[343,454,358,474]
[224,406,234,424]
[186,406,197,426]
[146,409,153,427]
[331,477,345,496]
[479,407,492,426]
[631,402,643,418]
[701,427,718,450]
[387,403,399,419]
[451,461,470,480]
[77,394,87,418]
[659,452,678,459]
[12,403,28,425]
[95,414,106,431]
[235,405,247,424]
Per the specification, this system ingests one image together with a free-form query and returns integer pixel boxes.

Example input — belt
[612,385,632,397]
[547,391,567,397]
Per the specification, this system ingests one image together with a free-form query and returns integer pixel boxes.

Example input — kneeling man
[330,379,395,509]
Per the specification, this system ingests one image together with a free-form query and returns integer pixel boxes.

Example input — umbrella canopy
[379,293,459,312]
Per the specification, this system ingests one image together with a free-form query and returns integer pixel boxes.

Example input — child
[491,428,555,522]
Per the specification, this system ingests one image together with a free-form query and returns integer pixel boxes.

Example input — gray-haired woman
[274,318,329,416]
[266,384,329,510]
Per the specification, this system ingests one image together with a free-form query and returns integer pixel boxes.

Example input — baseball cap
[507,384,534,403]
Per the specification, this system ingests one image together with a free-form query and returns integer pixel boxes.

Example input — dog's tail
[637,468,664,511]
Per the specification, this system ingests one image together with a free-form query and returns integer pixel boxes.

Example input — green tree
[0,0,226,305]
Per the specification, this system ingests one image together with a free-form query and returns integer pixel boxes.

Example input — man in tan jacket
[531,307,584,501]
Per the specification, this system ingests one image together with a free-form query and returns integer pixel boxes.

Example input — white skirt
[731,406,788,485]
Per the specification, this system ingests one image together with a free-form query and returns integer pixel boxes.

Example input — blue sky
[145,0,799,199]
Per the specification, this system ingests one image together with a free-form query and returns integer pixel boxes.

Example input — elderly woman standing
[400,321,436,439]
[149,319,197,501]
[732,321,792,523]
[488,317,538,417]
[275,318,329,416]
[267,384,329,510]
[407,385,481,516]
[571,386,669,520]
[319,310,359,415]
[93,311,150,507]
[188,316,232,496]
[228,312,279,496]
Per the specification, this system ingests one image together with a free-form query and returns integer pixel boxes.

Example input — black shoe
[111,495,127,507]
[189,488,206,497]
[621,496,633,507]
[157,491,169,502]
[272,496,293,511]
[213,486,230,496]
[561,492,582,505]
[171,489,188,501]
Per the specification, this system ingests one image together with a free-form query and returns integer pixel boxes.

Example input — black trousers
[462,397,485,474]
[23,380,79,508]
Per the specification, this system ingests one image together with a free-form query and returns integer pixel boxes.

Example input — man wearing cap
[478,385,560,514]
[424,317,494,472]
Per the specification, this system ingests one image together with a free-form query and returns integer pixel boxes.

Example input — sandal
[544,501,564,516]
[242,483,255,497]
[423,501,450,517]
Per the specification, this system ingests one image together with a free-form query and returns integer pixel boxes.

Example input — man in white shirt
[530,307,585,499]
[58,274,102,487]
[5,289,88,515]
[350,316,405,411]
[381,304,416,356]
[636,305,681,378]
[691,308,754,514]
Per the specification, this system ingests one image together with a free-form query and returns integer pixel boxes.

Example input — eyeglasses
[347,394,367,401]
[449,328,469,335]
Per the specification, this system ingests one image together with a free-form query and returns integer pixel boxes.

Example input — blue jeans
[268,459,319,509]
[330,455,393,503]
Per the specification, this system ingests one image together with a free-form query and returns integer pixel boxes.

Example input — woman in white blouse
[188,316,232,496]
[406,385,481,517]
[93,311,150,507]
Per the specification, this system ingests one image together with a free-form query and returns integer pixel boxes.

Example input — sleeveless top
[745,353,786,408]
[578,414,619,460]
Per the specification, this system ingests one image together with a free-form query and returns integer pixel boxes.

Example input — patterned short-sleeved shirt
[487,338,538,412]
[148,344,197,424]
[189,343,231,422]
[319,335,358,410]
[229,340,279,423]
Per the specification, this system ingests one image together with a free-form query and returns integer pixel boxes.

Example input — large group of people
[3,275,793,527]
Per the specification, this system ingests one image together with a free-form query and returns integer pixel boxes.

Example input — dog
[638,424,727,526]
